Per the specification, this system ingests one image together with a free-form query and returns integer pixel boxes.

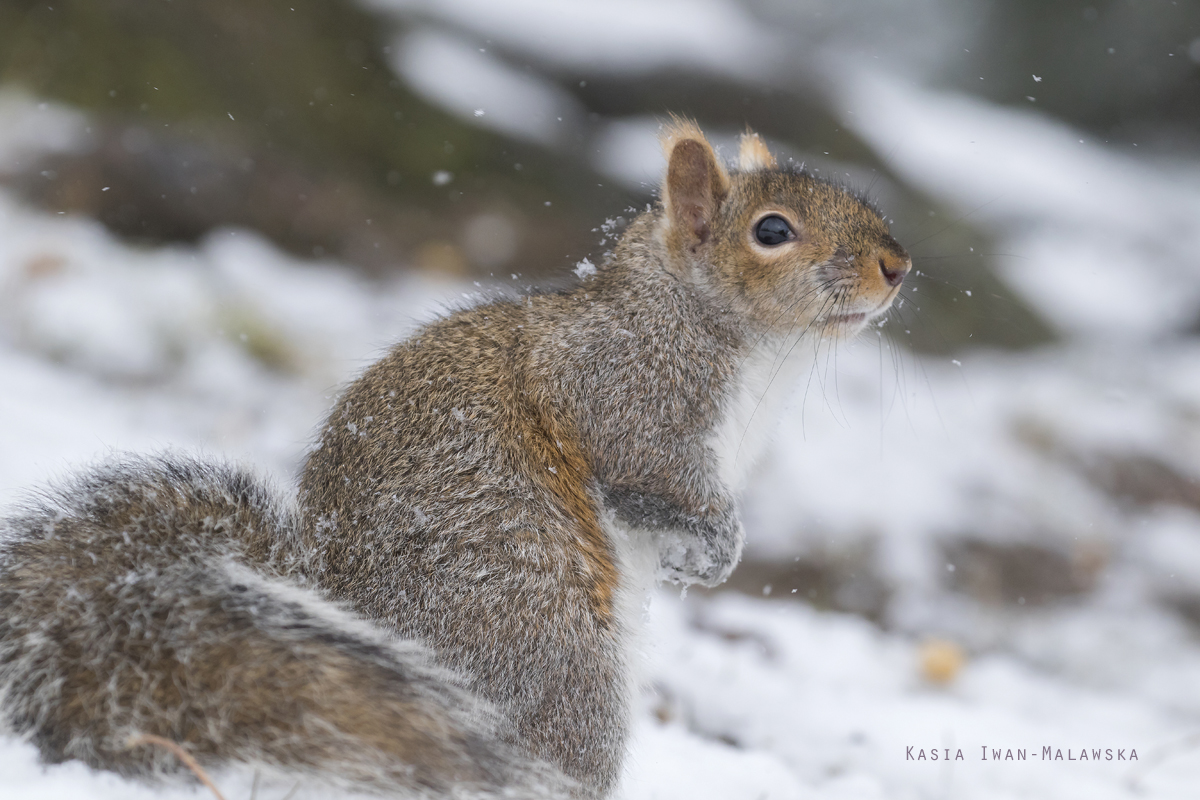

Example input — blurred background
[2,2,1200,797]
[1,0,1197,346]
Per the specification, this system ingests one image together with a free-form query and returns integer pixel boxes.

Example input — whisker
[888,300,949,436]
[904,196,1002,249]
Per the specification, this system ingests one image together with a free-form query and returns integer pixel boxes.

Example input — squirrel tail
[0,455,576,798]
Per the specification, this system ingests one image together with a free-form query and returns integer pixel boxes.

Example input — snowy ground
[3,81,1200,798]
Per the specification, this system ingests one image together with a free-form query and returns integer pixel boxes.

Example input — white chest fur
[600,509,661,712]
[709,333,819,492]
[596,334,820,717]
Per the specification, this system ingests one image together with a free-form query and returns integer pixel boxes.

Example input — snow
[390,28,585,148]
[0,88,90,175]
[574,257,597,279]
[4,82,1200,800]
[637,594,1194,799]
[365,0,768,78]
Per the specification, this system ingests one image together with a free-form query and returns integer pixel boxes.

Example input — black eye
[754,215,793,246]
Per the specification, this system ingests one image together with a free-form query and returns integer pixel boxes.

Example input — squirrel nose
[878,255,910,288]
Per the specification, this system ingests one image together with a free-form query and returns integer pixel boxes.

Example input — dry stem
[127,733,227,800]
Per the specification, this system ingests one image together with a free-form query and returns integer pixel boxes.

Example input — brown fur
[0,120,908,798]
[300,301,629,791]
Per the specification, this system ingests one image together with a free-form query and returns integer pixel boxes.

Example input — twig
[127,733,228,800]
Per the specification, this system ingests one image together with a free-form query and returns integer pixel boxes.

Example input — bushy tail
[0,455,575,798]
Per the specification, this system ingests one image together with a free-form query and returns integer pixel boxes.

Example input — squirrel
[0,121,909,798]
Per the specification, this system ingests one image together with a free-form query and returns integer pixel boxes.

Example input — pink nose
[879,256,909,287]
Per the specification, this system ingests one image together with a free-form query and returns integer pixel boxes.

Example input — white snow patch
[574,257,596,279]
[366,0,768,78]
[0,88,91,174]
[391,28,583,147]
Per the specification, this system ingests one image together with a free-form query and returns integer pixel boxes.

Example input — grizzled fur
[299,228,745,792]
[0,123,909,797]
[0,457,575,797]
[299,124,909,794]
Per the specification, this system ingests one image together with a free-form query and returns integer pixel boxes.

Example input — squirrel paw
[602,487,744,587]
[655,507,744,588]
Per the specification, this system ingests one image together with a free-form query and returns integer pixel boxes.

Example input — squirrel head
[659,119,910,339]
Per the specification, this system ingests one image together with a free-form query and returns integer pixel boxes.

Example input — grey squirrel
[0,121,909,798]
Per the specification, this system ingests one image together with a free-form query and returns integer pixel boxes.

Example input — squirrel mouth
[824,311,868,326]
[824,298,893,328]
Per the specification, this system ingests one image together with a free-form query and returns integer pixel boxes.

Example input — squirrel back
[0,122,908,797]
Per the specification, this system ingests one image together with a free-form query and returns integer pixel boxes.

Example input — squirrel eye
[754,215,793,246]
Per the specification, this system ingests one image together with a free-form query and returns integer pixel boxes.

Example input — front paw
[656,507,744,587]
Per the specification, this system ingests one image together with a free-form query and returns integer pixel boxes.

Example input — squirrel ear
[661,119,730,252]
[737,129,777,171]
